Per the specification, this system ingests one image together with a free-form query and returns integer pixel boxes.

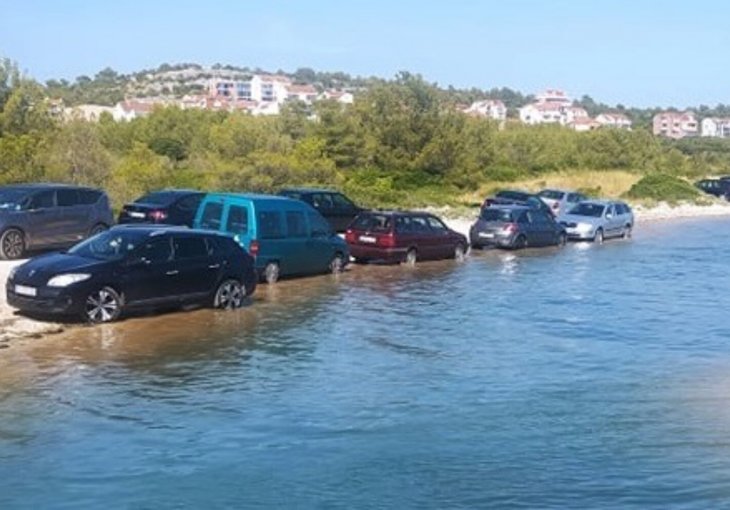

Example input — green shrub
[624,173,700,203]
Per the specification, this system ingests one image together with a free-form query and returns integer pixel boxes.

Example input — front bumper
[564,227,595,240]
[6,279,86,315]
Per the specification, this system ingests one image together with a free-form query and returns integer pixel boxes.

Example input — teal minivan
[193,193,349,283]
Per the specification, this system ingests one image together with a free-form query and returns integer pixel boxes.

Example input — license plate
[478,232,495,239]
[15,285,36,297]
[128,211,146,219]
[359,235,377,244]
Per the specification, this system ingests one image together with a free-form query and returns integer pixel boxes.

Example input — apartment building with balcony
[652,112,698,139]
[596,113,633,130]
[701,117,730,138]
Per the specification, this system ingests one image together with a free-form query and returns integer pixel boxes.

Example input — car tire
[84,286,122,324]
[623,225,632,239]
[0,228,25,260]
[454,243,467,261]
[330,253,346,274]
[405,248,417,266]
[594,228,604,244]
[263,262,280,284]
[514,235,527,250]
[89,223,108,237]
[213,279,245,310]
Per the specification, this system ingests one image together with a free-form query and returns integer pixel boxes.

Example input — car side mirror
[606,213,613,219]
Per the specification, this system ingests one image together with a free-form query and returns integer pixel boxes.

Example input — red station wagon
[345,211,468,265]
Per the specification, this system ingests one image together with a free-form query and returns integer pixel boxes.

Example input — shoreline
[1,200,729,349]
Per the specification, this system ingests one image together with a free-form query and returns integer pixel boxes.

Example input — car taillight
[377,233,396,248]
[149,210,167,222]
[249,240,260,257]
[502,223,518,233]
[345,229,355,243]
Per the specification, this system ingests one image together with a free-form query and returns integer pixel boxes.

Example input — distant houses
[700,117,730,138]
[652,111,698,139]
[462,99,507,122]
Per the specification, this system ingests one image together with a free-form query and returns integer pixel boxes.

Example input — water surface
[2,218,730,508]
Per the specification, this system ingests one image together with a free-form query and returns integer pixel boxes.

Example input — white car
[538,189,588,216]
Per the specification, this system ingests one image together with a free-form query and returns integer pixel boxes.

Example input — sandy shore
[1,200,729,348]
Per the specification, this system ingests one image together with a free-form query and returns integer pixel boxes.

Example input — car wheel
[514,235,527,250]
[330,253,346,274]
[454,243,467,261]
[263,262,280,284]
[89,223,108,237]
[405,248,417,266]
[84,286,122,324]
[213,279,244,310]
[623,225,632,239]
[0,228,25,260]
[594,228,604,244]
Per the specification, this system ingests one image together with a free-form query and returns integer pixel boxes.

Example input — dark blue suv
[0,184,114,260]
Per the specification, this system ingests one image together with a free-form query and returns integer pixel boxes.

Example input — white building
[463,99,507,121]
[519,89,582,125]
[701,117,730,138]
[569,117,601,132]
[596,113,633,130]
[319,90,355,104]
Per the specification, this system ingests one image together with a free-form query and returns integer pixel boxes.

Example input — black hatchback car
[0,184,114,260]
[278,188,363,232]
[7,226,257,323]
[482,190,556,218]
[118,189,205,227]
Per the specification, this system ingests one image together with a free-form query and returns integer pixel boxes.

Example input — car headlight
[8,266,18,281]
[47,273,91,288]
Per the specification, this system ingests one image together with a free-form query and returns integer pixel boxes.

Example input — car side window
[311,193,334,211]
[410,216,430,233]
[57,189,80,207]
[331,193,355,210]
[199,202,224,230]
[395,216,411,233]
[519,212,531,224]
[225,205,248,234]
[79,189,102,205]
[286,211,307,238]
[177,194,203,212]
[257,211,284,239]
[173,236,208,259]
[28,190,55,209]
[308,211,332,236]
[426,216,448,231]
[606,205,616,217]
[138,238,172,264]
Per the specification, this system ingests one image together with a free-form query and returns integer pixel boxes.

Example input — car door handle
[166,270,179,276]
[208,263,220,269]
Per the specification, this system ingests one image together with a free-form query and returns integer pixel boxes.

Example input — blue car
[193,193,349,283]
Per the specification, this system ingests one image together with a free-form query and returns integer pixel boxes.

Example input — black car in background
[7,226,257,323]
[278,188,363,232]
[482,190,557,218]
[0,183,114,260]
[118,190,205,227]
[470,205,566,250]
[695,179,730,199]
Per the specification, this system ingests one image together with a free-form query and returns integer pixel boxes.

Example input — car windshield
[538,190,565,200]
[568,203,605,217]
[0,188,31,210]
[351,214,392,232]
[134,192,180,206]
[496,190,530,202]
[69,230,149,261]
[480,209,514,222]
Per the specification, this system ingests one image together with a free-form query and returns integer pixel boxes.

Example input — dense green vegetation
[0,60,728,209]
[625,174,702,203]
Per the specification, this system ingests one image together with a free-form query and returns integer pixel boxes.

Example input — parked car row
[2,182,633,325]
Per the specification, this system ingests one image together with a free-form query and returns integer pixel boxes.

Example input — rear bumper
[470,233,514,249]
[349,244,408,262]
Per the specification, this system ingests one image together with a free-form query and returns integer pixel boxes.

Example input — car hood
[560,214,603,226]
[12,253,113,285]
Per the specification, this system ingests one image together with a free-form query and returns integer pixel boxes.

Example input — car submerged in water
[470,205,566,250]
[6,226,257,324]
[559,200,634,243]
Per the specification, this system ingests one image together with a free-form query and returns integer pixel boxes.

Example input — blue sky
[1,0,728,107]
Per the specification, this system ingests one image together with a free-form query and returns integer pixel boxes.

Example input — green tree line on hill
[0,60,728,209]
